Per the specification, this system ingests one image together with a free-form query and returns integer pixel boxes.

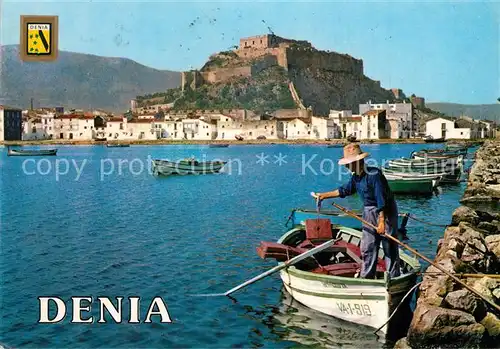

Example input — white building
[182,117,217,140]
[127,119,157,140]
[359,101,414,136]
[361,110,389,140]
[278,117,311,140]
[311,116,336,140]
[217,115,279,140]
[425,117,474,140]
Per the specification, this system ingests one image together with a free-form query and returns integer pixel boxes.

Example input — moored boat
[209,144,229,148]
[257,218,420,336]
[386,176,438,195]
[327,144,344,148]
[384,164,462,184]
[7,148,57,156]
[106,144,130,148]
[423,136,446,143]
[151,158,227,176]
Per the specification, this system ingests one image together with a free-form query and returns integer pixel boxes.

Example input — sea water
[0,144,469,348]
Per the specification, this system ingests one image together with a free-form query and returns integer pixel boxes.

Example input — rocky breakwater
[397,141,500,349]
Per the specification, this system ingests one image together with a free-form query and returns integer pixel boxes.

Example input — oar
[192,238,340,297]
[330,202,500,314]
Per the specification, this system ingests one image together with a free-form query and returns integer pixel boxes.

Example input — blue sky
[1,0,498,104]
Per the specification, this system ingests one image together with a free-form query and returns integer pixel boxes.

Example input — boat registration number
[336,302,372,316]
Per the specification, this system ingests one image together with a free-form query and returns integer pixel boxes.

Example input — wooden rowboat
[386,177,438,195]
[106,144,130,148]
[258,218,420,337]
[7,148,57,156]
[151,158,226,176]
[423,136,445,143]
[383,166,462,184]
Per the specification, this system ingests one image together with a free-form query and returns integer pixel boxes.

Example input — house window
[109,133,112,137]
[120,123,123,130]
[373,132,376,136]
[461,132,463,135]
[84,126,87,129]
[249,132,252,136]
[207,133,209,136]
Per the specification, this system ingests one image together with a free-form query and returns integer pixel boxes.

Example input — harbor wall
[396,140,500,348]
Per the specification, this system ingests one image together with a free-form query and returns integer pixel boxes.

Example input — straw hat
[338,143,370,165]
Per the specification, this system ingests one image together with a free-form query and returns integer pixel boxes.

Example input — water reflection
[268,289,387,348]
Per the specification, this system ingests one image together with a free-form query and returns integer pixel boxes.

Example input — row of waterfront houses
[1,102,496,142]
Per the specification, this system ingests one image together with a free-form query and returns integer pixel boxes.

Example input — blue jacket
[337,167,396,214]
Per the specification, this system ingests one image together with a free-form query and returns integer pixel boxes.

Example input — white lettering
[128,297,140,323]
[71,297,93,323]
[129,159,143,176]
[22,159,36,175]
[320,158,335,175]
[55,159,69,181]
[144,297,172,323]
[302,154,317,175]
[98,297,123,323]
[38,297,66,323]
[73,159,87,181]
[37,159,51,175]
[100,159,114,181]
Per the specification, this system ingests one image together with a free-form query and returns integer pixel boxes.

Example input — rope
[373,281,422,334]
[285,210,296,227]
[406,214,449,228]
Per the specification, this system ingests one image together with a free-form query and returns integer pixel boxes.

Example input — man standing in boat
[312,143,401,279]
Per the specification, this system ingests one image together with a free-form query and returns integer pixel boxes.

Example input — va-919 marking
[336,302,372,316]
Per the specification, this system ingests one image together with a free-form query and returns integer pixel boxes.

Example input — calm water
[0,144,470,348]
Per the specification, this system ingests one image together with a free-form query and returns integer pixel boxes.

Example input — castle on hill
[181,34,366,91]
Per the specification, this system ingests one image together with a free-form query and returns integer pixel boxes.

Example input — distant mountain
[0,45,180,112]
[427,102,500,122]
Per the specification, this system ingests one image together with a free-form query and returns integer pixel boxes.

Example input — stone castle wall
[182,36,364,90]
[201,66,252,84]
[285,47,363,75]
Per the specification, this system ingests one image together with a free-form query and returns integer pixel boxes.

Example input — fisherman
[312,143,401,279]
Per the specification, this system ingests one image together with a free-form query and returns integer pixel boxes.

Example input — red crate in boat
[304,219,332,240]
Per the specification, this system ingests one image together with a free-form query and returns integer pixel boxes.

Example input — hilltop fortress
[181,34,365,90]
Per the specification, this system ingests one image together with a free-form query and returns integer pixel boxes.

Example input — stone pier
[396,140,500,349]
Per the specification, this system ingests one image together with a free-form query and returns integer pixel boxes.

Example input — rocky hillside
[0,45,180,111]
[288,67,394,115]
[137,46,396,115]
[172,66,296,113]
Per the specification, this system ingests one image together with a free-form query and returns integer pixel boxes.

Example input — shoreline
[0,139,485,146]
[396,140,500,348]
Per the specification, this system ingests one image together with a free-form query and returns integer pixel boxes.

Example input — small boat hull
[387,178,437,194]
[424,137,446,143]
[106,144,130,148]
[152,159,226,176]
[7,149,57,156]
[209,144,229,148]
[275,225,420,336]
